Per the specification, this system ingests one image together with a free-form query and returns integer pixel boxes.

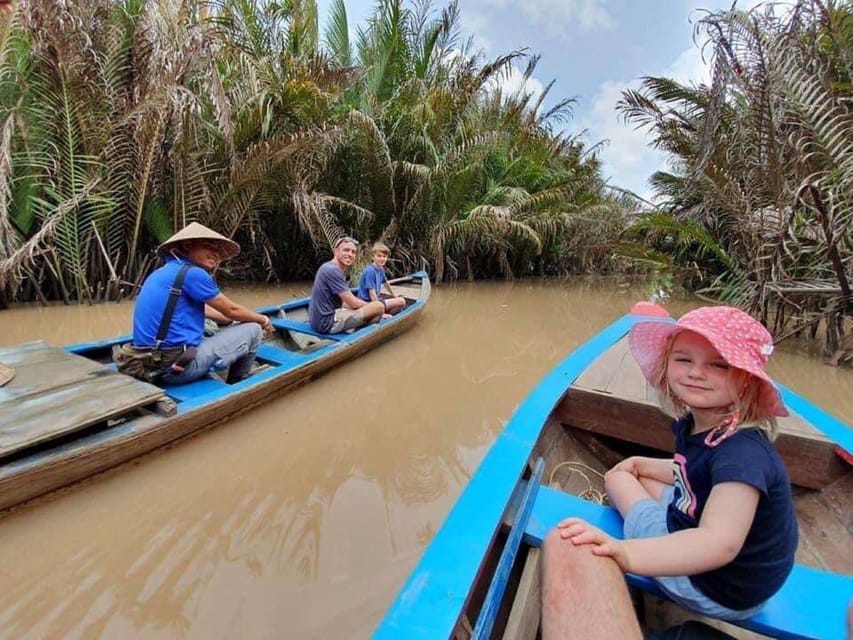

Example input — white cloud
[665,46,712,85]
[459,9,494,53]
[580,43,714,197]
[581,81,663,196]
[492,64,546,103]
[471,0,613,38]
[520,0,614,34]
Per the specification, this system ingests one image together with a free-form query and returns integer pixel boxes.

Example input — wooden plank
[1,374,165,457]
[501,547,541,640]
[0,343,106,403]
[792,485,853,574]
[572,338,655,401]
[573,340,629,393]
[558,387,848,490]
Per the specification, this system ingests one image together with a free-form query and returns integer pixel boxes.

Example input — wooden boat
[376,305,852,640]
[0,272,430,514]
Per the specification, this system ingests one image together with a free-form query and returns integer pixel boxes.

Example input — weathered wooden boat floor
[568,337,849,489]
[0,342,166,457]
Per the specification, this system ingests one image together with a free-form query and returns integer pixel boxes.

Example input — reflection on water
[0,279,850,639]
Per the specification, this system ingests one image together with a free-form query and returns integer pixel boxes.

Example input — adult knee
[233,321,263,349]
[542,528,569,570]
[543,527,595,578]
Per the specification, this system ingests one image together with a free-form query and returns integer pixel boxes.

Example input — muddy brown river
[0,279,850,639]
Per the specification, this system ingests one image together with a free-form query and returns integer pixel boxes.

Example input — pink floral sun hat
[628,305,788,419]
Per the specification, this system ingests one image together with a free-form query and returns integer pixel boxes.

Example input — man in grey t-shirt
[308,237,385,333]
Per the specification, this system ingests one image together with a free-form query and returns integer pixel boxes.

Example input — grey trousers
[161,322,263,385]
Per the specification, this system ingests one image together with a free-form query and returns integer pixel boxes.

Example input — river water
[0,279,850,639]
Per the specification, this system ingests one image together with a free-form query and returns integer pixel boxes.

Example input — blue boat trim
[779,384,852,453]
[472,458,544,640]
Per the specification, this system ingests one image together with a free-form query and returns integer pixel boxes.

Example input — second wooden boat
[376,304,852,640]
[0,272,430,514]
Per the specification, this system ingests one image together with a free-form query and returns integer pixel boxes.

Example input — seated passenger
[356,241,407,315]
[308,236,384,333]
[115,223,274,384]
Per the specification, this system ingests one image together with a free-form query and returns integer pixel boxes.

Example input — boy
[356,242,407,316]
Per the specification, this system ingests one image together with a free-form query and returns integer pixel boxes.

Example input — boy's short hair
[371,241,390,255]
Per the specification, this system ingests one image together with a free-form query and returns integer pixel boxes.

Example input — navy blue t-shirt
[308,261,348,332]
[667,415,798,610]
[357,263,386,302]
[133,257,220,348]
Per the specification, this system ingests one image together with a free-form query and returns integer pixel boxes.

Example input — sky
[313,0,764,199]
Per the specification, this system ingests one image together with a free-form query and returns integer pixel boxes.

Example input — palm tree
[617,0,852,354]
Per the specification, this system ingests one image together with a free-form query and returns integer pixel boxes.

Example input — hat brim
[628,319,788,418]
[157,222,240,260]
[157,238,240,260]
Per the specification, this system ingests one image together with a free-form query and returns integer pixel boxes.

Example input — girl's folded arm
[623,482,760,576]
[636,457,674,483]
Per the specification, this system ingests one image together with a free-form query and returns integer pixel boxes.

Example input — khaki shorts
[330,307,367,333]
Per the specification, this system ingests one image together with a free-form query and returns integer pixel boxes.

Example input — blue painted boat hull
[0,273,430,513]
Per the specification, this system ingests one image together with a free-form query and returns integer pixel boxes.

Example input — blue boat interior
[64,272,428,414]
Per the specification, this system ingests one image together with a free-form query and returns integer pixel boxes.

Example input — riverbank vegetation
[618,0,851,359]
[0,0,849,358]
[0,0,626,308]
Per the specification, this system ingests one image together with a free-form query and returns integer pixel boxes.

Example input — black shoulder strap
[155,263,191,347]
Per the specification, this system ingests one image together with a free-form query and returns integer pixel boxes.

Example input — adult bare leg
[384,296,407,314]
[361,300,385,324]
[541,528,642,640]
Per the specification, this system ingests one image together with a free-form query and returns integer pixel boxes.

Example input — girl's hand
[556,518,631,572]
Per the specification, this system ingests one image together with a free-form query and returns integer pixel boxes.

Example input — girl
[558,305,798,621]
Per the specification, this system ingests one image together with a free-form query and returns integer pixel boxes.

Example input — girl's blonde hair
[650,332,778,441]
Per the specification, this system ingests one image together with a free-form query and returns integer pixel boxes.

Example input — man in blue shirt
[356,241,407,315]
[128,223,274,384]
[308,237,385,333]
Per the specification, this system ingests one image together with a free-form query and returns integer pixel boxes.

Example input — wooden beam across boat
[564,338,848,490]
[0,342,167,457]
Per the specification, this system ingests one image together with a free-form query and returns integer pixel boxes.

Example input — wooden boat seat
[269,318,343,341]
[523,485,853,640]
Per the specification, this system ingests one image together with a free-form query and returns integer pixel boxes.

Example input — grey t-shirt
[308,261,348,332]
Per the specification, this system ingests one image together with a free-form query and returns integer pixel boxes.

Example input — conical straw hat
[0,361,14,387]
[157,222,240,260]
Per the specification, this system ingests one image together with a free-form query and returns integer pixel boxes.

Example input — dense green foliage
[618,0,852,355]
[0,0,628,305]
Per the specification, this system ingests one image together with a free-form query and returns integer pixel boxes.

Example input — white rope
[548,461,608,504]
